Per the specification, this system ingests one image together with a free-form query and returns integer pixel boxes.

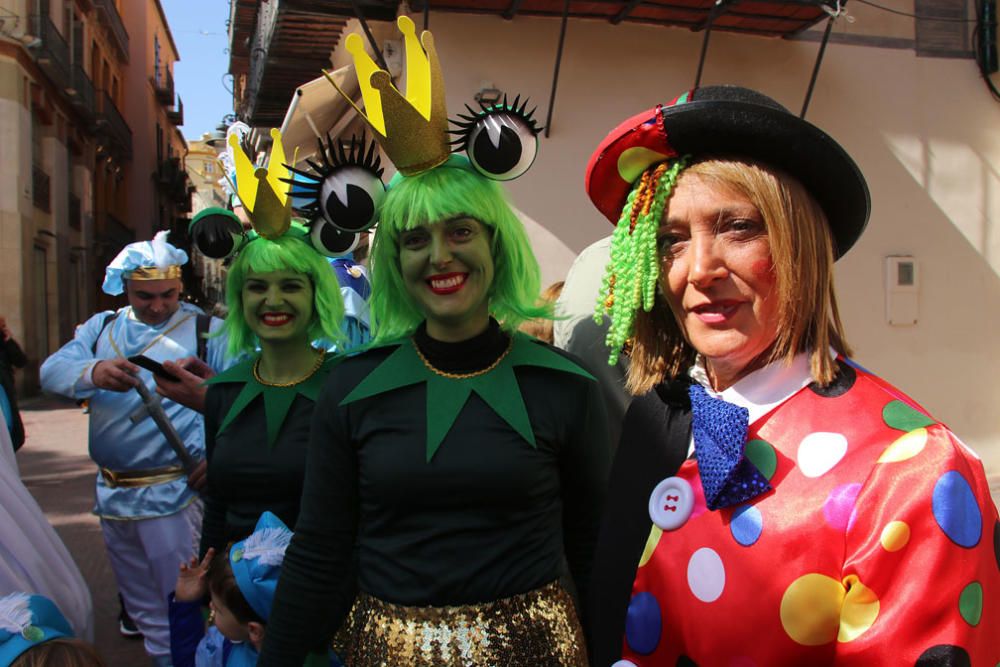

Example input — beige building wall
[0,0,101,389]
[121,0,184,241]
[363,10,1000,482]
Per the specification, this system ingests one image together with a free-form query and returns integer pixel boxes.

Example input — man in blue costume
[40,232,231,667]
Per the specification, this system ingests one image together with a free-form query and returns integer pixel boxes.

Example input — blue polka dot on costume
[625,591,662,656]
[932,470,982,548]
[730,505,763,546]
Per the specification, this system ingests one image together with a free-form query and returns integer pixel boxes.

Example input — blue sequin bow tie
[688,384,772,510]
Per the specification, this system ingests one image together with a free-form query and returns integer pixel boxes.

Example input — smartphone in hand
[127,355,180,382]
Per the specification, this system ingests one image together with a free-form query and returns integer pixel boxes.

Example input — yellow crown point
[345,33,386,136]
[265,128,290,207]
[397,16,431,120]
[229,133,259,211]
[325,16,450,176]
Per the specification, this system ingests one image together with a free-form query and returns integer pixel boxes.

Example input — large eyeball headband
[320,15,542,183]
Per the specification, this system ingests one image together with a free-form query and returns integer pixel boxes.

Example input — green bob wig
[218,226,346,358]
[369,155,547,342]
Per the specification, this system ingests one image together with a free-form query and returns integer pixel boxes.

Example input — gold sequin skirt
[334,580,588,667]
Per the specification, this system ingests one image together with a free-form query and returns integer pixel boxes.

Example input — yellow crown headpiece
[325,15,449,176]
[229,128,294,239]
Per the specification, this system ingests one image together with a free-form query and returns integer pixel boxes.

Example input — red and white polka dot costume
[618,358,1000,666]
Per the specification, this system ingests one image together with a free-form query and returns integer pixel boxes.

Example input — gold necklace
[252,348,326,387]
[412,336,513,380]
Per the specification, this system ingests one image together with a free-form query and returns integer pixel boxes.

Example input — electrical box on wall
[885,256,918,326]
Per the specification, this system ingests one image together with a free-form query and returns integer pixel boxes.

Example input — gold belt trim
[100,465,185,488]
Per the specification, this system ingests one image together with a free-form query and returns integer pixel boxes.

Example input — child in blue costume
[0,593,104,666]
[168,512,341,667]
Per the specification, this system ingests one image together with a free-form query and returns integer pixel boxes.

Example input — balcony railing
[96,92,132,160]
[69,193,81,230]
[167,95,184,126]
[33,165,51,213]
[67,63,96,119]
[93,0,130,63]
[153,67,175,105]
[28,14,71,89]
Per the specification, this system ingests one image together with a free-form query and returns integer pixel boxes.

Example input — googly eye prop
[326,16,542,182]
[282,132,384,258]
[449,94,542,181]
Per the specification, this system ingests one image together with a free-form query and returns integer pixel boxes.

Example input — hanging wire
[853,0,978,22]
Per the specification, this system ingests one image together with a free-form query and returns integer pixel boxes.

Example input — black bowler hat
[585,85,871,258]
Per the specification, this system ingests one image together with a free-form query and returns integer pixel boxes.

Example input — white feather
[240,527,291,567]
[0,593,33,633]
[150,230,172,269]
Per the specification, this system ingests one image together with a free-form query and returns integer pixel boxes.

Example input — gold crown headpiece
[229,128,294,239]
[325,15,449,176]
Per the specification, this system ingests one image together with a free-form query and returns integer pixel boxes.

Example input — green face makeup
[399,217,494,341]
[242,270,315,344]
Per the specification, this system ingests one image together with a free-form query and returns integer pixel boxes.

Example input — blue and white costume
[168,512,341,667]
[329,257,371,350]
[39,234,231,665]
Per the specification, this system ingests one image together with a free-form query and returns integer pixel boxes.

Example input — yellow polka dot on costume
[880,521,911,552]
[638,524,663,568]
[877,428,928,463]
[838,575,880,642]
[780,574,845,646]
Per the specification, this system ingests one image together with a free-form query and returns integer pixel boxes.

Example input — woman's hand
[175,548,214,603]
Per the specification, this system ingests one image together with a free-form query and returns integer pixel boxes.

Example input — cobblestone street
[17,396,148,666]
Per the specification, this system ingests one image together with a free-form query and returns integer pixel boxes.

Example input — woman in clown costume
[585,85,1000,666]
[187,130,366,555]
[258,16,609,667]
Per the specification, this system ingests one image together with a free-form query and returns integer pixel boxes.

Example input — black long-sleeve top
[586,380,691,667]
[258,321,611,665]
[200,383,317,555]
[1,335,27,450]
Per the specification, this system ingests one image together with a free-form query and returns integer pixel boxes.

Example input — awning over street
[278,66,361,165]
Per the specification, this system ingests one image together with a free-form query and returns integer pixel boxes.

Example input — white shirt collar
[688,351,818,426]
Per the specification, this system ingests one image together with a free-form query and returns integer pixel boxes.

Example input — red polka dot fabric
[620,362,1000,666]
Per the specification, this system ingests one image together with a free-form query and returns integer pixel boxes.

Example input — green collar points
[207,355,337,447]
[341,334,594,462]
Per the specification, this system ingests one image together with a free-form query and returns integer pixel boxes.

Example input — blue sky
[161,0,232,141]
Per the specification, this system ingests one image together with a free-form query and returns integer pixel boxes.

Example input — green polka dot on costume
[638,524,662,568]
[879,521,910,552]
[779,573,844,646]
[877,428,928,463]
[21,625,43,642]
[881,400,935,432]
[959,581,983,626]
[838,575,879,642]
[745,439,777,480]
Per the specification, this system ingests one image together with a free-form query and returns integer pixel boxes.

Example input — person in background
[519,281,564,344]
[0,593,104,667]
[585,85,1000,665]
[552,238,630,450]
[190,189,349,554]
[0,400,93,642]
[39,233,230,666]
[0,316,26,452]
[169,512,341,667]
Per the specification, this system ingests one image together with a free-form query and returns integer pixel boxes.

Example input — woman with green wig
[259,18,609,667]
[187,129,359,556]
